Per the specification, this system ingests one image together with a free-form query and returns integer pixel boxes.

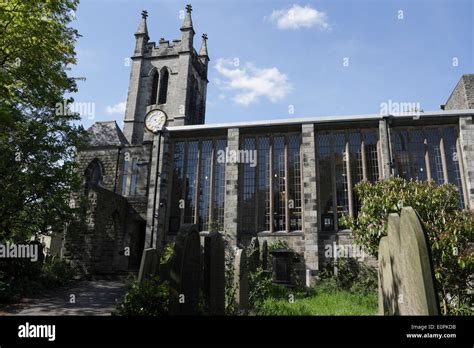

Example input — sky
[69,0,474,129]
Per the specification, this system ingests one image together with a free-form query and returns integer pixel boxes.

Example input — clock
[144,109,167,133]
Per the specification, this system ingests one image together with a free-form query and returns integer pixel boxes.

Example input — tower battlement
[123,5,209,145]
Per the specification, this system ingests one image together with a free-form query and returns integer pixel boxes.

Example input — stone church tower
[62,5,210,274]
[123,5,209,144]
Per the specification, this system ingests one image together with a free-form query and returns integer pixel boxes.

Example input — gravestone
[138,248,158,282]
[262,240,269,271]
[378,207,440,315]
[248,237,260,272]
[203,232,225,315]
[169,224,202,315]
[233,248,249,313]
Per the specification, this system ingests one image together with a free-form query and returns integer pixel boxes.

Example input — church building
[62,5,474,279]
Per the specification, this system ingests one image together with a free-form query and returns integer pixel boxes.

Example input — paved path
[0,280,128,316]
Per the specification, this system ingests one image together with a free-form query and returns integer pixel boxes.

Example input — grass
[257,284,378,316]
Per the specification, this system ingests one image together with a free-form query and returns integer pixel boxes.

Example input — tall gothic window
[349,132,364,214]
[149,70,159,105]
[241,138,256,234]
[129,158,138,196]
[169,142,185,233]
[288,135,302,231]
[391,126,465,207]
[120,158,128,195]
[318,133,334,231]
[85,159,103,191]
[187,77,198,124]
[317,130,380,231]
[198,140,212,231]
[257,137,271,232]
[239,134,302,235]
[213,139,227,231]
[169,138,227,233]
[158,68,169,104]
[273,136,286,232]
[184,141,199,224]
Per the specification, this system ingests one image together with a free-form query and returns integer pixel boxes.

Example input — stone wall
[63,185,145,274]
[224,128,240,247]
[302,124,319,277]
[459,116,474,209]
[77,146,121,193]
[445,75,474,110]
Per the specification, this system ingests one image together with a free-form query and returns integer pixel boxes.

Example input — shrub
[248,267,273,313]
[224,236,237,315]
[115,276,170,316]
[341,177,473,314]
[0,249,76,303]
[39,255,76,289]
[319,258,378,295]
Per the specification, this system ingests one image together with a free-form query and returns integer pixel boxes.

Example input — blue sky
[70,0,474,129]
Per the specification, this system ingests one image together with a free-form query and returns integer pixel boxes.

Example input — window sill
[257,231,304,237]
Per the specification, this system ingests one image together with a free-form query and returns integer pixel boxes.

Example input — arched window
[187,77,198,123]
[84,159,103,191]
[149,70,159,105]
[158,68,169,104]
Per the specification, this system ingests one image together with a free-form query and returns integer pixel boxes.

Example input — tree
[0,0,86,241]
[342,177,473,315]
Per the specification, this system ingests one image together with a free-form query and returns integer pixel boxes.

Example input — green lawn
[257,287,378,316]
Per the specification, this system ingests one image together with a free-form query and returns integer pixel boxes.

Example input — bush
[224,236,237,315]
[248,267,273,313]
[115,276,170,316]
[39,255,76,289]
[341,177,473,315]
[0,251,76,303]
[319,258,378,295]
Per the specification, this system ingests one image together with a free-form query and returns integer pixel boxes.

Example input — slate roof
[87,121,128,146]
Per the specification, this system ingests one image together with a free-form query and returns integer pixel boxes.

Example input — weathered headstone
[262,240,268,271]
[203,232,225,315]
[378,207,440,315]
[138,248,159,282]
[233,248,249,313]
[248,237,260,272]
[169,224,202,315]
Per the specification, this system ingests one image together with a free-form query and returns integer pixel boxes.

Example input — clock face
[145,110,167,133]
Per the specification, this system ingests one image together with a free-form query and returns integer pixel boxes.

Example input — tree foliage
[0,0,86,240]
[342,177,473,314]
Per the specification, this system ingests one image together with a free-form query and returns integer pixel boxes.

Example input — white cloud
[214,58,292,106]
[105,101,126,115]
[269,4,330,30]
